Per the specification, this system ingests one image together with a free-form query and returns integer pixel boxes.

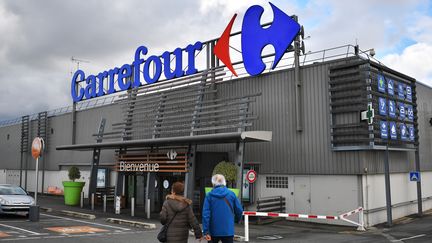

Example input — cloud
[0,0,431,121]
[382,42,432,86]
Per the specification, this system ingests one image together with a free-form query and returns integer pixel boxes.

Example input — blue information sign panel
[400,123,407,141]
[398,83,405,99]
[379,97,387,115]
[406,85,412,102]
[410,171,420,182]
[387,79,394,96]
[409,126,415,141]
[378,75,386,93]
[390,122,397,140]
[389,100,396,118]
[399,103,406,119]
[380,121,388,139]
[407,105,413,121]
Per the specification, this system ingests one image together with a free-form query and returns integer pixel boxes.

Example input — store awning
[56,131,272,151]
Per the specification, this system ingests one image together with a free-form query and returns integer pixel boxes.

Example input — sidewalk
[37,194,161,225]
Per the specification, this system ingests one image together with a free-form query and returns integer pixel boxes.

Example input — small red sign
[31,137,44,159]
[246,169,257,183]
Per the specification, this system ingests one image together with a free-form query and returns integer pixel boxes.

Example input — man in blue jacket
[202,174,243,243]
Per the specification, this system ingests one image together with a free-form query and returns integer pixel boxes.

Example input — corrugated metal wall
[0,57,431,175]
[212,58,432,175]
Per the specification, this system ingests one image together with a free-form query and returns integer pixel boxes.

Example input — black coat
[160,194,202,243]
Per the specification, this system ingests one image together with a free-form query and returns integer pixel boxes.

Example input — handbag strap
[166,204,189,227]
[222,197,234,216]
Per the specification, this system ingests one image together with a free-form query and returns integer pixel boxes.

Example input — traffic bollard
[91,193,95,211]
[103,194,107,213]
[131,197,135,217]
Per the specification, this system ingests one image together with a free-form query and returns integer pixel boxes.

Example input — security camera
[369,49,376,57]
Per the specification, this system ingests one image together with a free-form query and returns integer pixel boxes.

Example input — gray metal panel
[414,83,432,171]
[0,124,21,169]
[212,60,363,175]
[0,57,431,175]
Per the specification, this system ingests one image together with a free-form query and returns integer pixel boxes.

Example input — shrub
[212,161,238,187]
[68,166,81,182]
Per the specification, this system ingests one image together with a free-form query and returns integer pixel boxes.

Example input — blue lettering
[96,71,108,97]
[143,56,162,84]
[71,70,85,102]
[185,41,203,75]
[107,67,119,94]
[132,46,148,88]
[118,64,133,90]
[84,75,97,99]
[162,48,184,79]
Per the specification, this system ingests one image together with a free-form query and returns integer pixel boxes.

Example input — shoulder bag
[157,204,189,242]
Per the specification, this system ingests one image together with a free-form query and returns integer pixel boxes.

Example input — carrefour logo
[214,2,300,77]
[71,2,300,102]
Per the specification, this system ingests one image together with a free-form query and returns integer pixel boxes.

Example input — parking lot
[0,212,155,243]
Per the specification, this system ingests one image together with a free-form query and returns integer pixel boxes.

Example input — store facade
[0,3,431,227]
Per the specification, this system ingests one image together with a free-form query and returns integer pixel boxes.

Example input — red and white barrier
[243,207,365,242]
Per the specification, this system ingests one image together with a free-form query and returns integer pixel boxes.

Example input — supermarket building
[0,3,431,227]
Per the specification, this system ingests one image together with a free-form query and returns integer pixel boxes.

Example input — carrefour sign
[71,2,300,102]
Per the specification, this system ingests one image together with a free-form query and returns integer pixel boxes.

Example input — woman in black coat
[160,182,202,243]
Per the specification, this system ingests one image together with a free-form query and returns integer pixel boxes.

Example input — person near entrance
[160,182,203,243]
[202,174,243,243]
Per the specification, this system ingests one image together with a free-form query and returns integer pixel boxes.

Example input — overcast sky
[0,0,431,121]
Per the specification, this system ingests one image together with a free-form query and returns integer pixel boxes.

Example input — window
[266,176,288,188]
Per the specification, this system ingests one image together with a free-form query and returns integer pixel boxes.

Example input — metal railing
[0,44,379,128]
[0,95,117,127]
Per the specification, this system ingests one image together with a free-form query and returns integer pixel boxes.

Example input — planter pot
[205,187,240,197]
[62,181,85,206]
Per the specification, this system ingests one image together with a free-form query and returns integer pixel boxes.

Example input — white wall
[362,171,432,226]
[6,169,91,198]
[256,174,360,226]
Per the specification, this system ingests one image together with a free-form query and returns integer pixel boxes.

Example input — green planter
[62,181,85,206]
[205,187,240,197]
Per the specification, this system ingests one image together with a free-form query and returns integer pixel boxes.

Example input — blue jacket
[202,186,243,237]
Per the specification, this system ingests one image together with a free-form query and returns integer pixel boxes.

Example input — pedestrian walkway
[37,195,160,225]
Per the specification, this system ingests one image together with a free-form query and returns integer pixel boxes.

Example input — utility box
[29,205,40,222]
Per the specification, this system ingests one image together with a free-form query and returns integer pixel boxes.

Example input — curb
[40,207,52,212]
[60,210,96,220]
[234,235,246,242]
[106,218,156,229]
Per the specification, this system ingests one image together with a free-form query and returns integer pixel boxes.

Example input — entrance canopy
[56,131,272,151]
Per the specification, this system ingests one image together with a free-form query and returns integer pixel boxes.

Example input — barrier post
[80,191,84,208]
[244,214,249,242]
[357,208,365,231]
[131,197,135,217]
[103,195,107,213]
[91,193,95,211]
[146,199,150,219]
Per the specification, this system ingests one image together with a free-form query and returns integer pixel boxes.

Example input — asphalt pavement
[0,195,430,242]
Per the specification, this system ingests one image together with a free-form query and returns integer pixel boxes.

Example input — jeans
[211,236,234,243]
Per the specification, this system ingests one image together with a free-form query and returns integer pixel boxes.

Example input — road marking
[391,234,426,242]
[0,232,9,238]
[0,223,41,235]
[46,226,108,234]
[0,236,41,241]
[40,213,131,231]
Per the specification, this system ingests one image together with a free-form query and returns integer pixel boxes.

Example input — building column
[185,145,197,200]
[235,141,245,202]
[145,173,155,214]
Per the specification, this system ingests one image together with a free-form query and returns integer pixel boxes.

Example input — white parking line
[0,223,41,235]
[40,213,131,231]
[391,234,426,242]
